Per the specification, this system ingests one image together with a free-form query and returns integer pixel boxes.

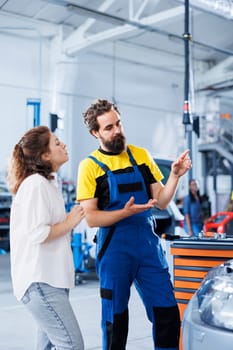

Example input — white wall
[0,31,192,191]
[0,32,51,179]
[70,51,187,181]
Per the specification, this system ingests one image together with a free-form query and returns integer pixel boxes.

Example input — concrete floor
[0,253,154,350]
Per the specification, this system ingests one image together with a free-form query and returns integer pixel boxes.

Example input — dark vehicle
[0,183,12,251]
[154,157,173,185]
[182,259,233,350]
[153,157,184,237]
[151,200,184,237]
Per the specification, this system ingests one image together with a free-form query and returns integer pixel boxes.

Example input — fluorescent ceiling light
[196,0,233,19]
[176,0,233,20]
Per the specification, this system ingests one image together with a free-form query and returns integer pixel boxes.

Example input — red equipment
[204,212,233,237]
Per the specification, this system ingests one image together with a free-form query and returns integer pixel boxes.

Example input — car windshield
[154,159,172,185]
[157,164,171,184]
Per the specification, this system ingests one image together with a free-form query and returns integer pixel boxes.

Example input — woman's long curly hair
[7,126,53,195]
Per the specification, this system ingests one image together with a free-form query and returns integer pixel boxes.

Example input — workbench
[170,238,233,319]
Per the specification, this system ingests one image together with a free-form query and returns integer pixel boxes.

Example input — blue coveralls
[89,148,180,350]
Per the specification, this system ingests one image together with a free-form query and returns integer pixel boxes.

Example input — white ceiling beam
[63,5,184,56]
[196,56,233,89]
[130,0,149,20]
[129,0,134,20]
[64,0,116,45]
[90,40,184,74]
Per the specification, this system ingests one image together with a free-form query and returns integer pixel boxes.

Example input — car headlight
[197,260,233,331]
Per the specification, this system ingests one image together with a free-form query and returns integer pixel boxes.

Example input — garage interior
[0,1,233,349]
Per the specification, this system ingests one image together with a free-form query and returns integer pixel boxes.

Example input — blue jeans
[21,283,84,350]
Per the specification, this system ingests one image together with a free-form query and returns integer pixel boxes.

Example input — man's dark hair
[83,99,120,134]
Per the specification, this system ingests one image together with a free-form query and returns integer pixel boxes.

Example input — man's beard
[103,134,126,153]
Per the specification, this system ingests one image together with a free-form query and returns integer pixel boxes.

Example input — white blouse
[10,173,74,300]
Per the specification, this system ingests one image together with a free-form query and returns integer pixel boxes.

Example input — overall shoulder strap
[126,147,137,166]
[88,155,109,173]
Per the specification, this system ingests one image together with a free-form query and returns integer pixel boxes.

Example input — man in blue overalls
[77,99,191,350]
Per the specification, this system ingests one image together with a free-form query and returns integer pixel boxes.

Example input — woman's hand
[66,205,85,229]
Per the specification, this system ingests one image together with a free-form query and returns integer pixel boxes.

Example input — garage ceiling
[0,0,233,98]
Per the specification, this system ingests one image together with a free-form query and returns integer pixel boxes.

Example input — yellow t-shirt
[77,145,163,208]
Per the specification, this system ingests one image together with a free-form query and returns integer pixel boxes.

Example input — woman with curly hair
[7,126,85,350]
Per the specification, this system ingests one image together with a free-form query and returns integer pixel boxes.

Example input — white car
[182,259,233,350]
